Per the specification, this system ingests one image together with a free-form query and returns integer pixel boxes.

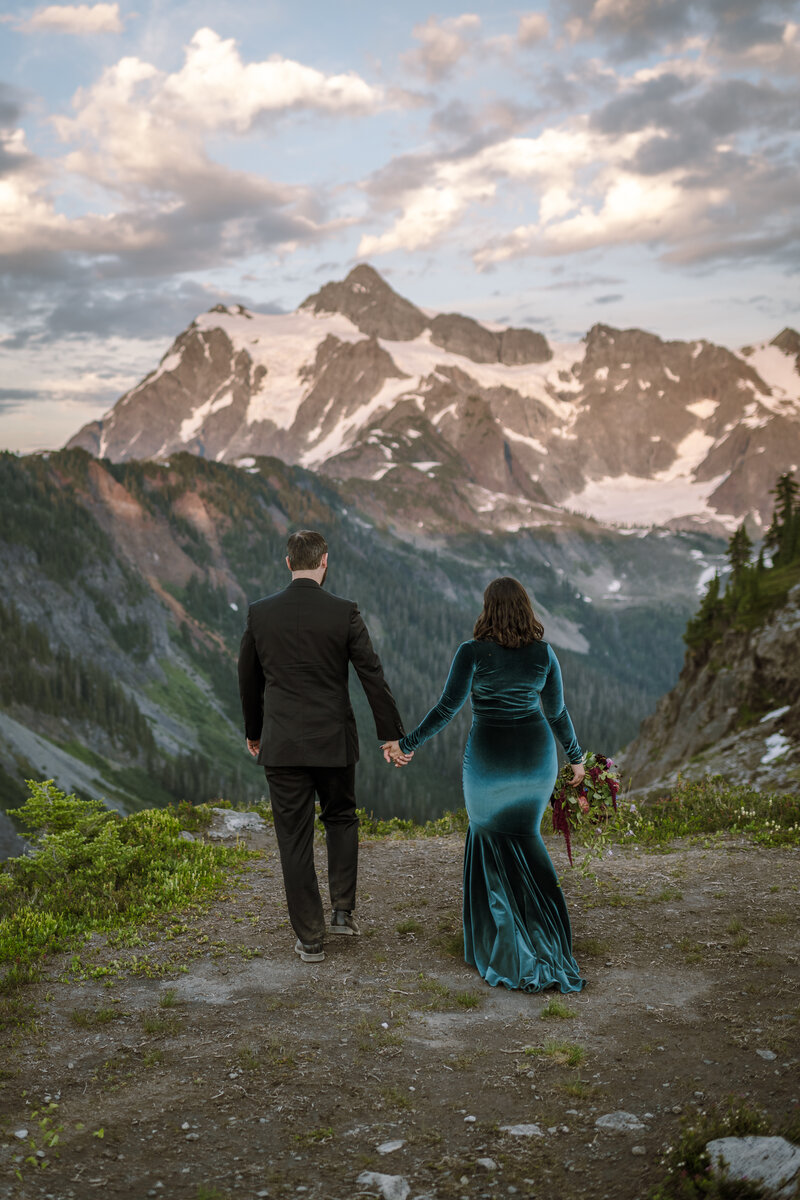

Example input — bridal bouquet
[550,752,621,866]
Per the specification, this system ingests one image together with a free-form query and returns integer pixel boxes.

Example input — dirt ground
[1,814,799,1200]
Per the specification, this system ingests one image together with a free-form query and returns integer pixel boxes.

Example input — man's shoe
[330,910,360,936]
[294,938,325,963]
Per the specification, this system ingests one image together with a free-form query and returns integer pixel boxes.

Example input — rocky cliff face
[67,265,800,535]
[620,582,800,795]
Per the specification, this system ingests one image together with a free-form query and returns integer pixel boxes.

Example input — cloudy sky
[1,0,799,452]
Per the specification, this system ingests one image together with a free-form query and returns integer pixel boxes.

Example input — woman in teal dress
[383,577,586,994]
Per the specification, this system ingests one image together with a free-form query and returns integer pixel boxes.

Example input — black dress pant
[263,763,358,946]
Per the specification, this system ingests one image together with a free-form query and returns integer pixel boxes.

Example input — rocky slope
[68,265,800,535]
[620,582,800,795]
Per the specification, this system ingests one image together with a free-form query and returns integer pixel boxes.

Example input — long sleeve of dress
[540,644,583,763]
[398,642,476,754]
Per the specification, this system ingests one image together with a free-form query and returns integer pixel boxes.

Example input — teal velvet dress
[398,639,585,994]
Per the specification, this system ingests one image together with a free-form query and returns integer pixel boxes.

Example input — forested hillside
[0,449,722,835]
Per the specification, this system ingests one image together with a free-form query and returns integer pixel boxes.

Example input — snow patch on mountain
[299,375,416,467]
[383,331,585,416]
[180,390,234,442]
[686,399,719,419]
[193,309,364,431]
[743,342,800,415]
[563,469,732,528]
[502,427,548,455]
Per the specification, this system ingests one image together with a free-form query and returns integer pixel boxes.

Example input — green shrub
[629,777,800,849]
[650,1097,797,1199]
[0,781,247,989]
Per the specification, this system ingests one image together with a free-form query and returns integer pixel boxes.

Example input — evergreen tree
[765,472,799,566]
[684,573,722,653]
[726,523,753,580]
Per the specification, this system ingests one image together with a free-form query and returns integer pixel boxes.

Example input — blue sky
[1,0,799,451]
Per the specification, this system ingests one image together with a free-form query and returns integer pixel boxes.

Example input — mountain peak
[300,263,428,341]
[771,328,800,358]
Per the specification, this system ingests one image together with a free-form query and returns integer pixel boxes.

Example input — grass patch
[455,990,482,1009]
[630,777,800,849]
[559,1077,601,1098]
[396,918,423,936]
[0,780,248,991]
[654,887,684,902]
[435,928,464,958]
[293,1126,333,1146]
[159,988,179,1008]
[573,936,610,957]
[540,996,576,1020]
[357,808,469,839]
[413,974,483,1012]
[70,1006,119,1028]
[650,1097,800,1199]
[525,1041,585,1067]
[381,1085,413,1111]
[141,1013,180,1037]
[261,1039,295,1081]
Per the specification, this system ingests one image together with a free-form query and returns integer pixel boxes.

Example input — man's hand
[246,738,260,759]
[567,762,585,788]
[381,740,414,768]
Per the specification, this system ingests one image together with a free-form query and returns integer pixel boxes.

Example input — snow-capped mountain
[68,265,800,533]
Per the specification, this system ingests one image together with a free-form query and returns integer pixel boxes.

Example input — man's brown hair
[473,576,544,648]
[287,529,328,571]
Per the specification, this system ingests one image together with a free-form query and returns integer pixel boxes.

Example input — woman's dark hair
[473,576,544,648]
[287,529,328,571]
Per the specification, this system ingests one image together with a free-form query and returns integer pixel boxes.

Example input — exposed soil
[1,815,799,1200]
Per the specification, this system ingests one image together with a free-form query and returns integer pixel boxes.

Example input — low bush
[0,781,247,989]
[627,776,800,850]
[650,1096,800,1199]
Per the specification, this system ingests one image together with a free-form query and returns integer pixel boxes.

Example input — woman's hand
[381,740,414,768]
[567,761,585,788]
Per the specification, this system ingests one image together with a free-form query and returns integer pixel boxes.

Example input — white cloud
[475,170,728,266]
[518,12,549,46]
[401,13,481,82]
[20,3,124,34]
[161,28,387,131]
[359,125,629,257]
[52,28,387,193]
[2,29,388,266]
[357,118,739,267]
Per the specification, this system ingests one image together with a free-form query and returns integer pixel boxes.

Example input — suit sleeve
[540,644,583,763]
[238,609,265,741]
[398,642,475,754]
[347,605,405,741]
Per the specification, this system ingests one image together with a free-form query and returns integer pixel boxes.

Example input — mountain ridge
[67,265,800,537]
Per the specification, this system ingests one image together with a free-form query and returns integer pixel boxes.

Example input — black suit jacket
[237,578,405,767]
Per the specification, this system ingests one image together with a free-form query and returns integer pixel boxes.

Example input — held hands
[381,740,414,768]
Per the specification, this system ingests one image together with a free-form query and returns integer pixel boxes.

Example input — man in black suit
[237,529,406,963]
